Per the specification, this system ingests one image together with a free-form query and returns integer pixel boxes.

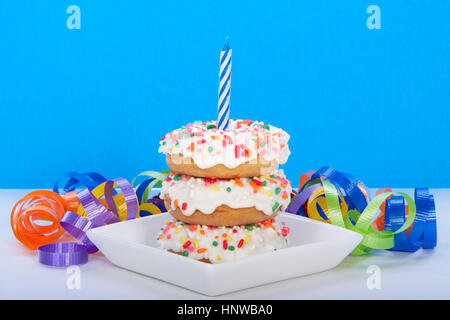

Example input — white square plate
[87,212,362,296]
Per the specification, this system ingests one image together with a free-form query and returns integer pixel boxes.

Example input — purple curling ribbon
[40,177,139,267]
[286,184,320,215]
[60,211,98,253]
[77,188,120,227]
[38,243,88,267]
[104,178,139,221]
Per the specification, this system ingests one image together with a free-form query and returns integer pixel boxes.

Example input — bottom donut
[156,216,290,264]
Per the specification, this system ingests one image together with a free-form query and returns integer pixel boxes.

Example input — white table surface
[1,188,448,300]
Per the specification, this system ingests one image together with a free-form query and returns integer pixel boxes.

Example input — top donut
[159,119,291,178]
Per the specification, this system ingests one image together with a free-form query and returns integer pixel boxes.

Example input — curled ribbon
[11,171,169,265]
[287,166,437,255]
[377,188,436,252]
[53,172,108,195]
[55,177,142,254]
[11,191,68,250]
[131,170,170,216]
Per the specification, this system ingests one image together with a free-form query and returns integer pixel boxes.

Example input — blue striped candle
[217,40,232,130]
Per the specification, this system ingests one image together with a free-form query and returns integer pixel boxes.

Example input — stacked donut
[156,119,292,263]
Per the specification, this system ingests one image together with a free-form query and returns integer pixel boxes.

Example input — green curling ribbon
[302,179,417,256]
[345,192,416,255]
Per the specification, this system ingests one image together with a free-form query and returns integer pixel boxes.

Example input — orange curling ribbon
[298,170,316,191]
[10,191,69,250]
[61,191,81,212]
[10,186,129,250]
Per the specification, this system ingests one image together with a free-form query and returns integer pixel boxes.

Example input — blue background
[0,1,449,188]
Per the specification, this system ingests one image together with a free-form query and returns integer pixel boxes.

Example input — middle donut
[160,170,292,226]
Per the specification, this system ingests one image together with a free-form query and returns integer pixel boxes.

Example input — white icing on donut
[157,216,290,263]
[158,119,291,169]
[160,169,292,216]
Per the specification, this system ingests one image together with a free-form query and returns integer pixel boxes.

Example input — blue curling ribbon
[53,172,108,194]
[310,166,369,212]
[135,178,155,204]
[417,188,437,249]
[385,188,437,251]
[289,167,367,217]
[288,167,437,253]
[344,172,371,202]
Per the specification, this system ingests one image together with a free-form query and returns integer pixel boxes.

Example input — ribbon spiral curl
[286,166,437,256]
[131,170,171,216]
[11,171,169,265]
[11,191,68,250]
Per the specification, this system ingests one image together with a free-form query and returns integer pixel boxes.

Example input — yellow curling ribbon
[307,186,348,224]
[138,202,162,216]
